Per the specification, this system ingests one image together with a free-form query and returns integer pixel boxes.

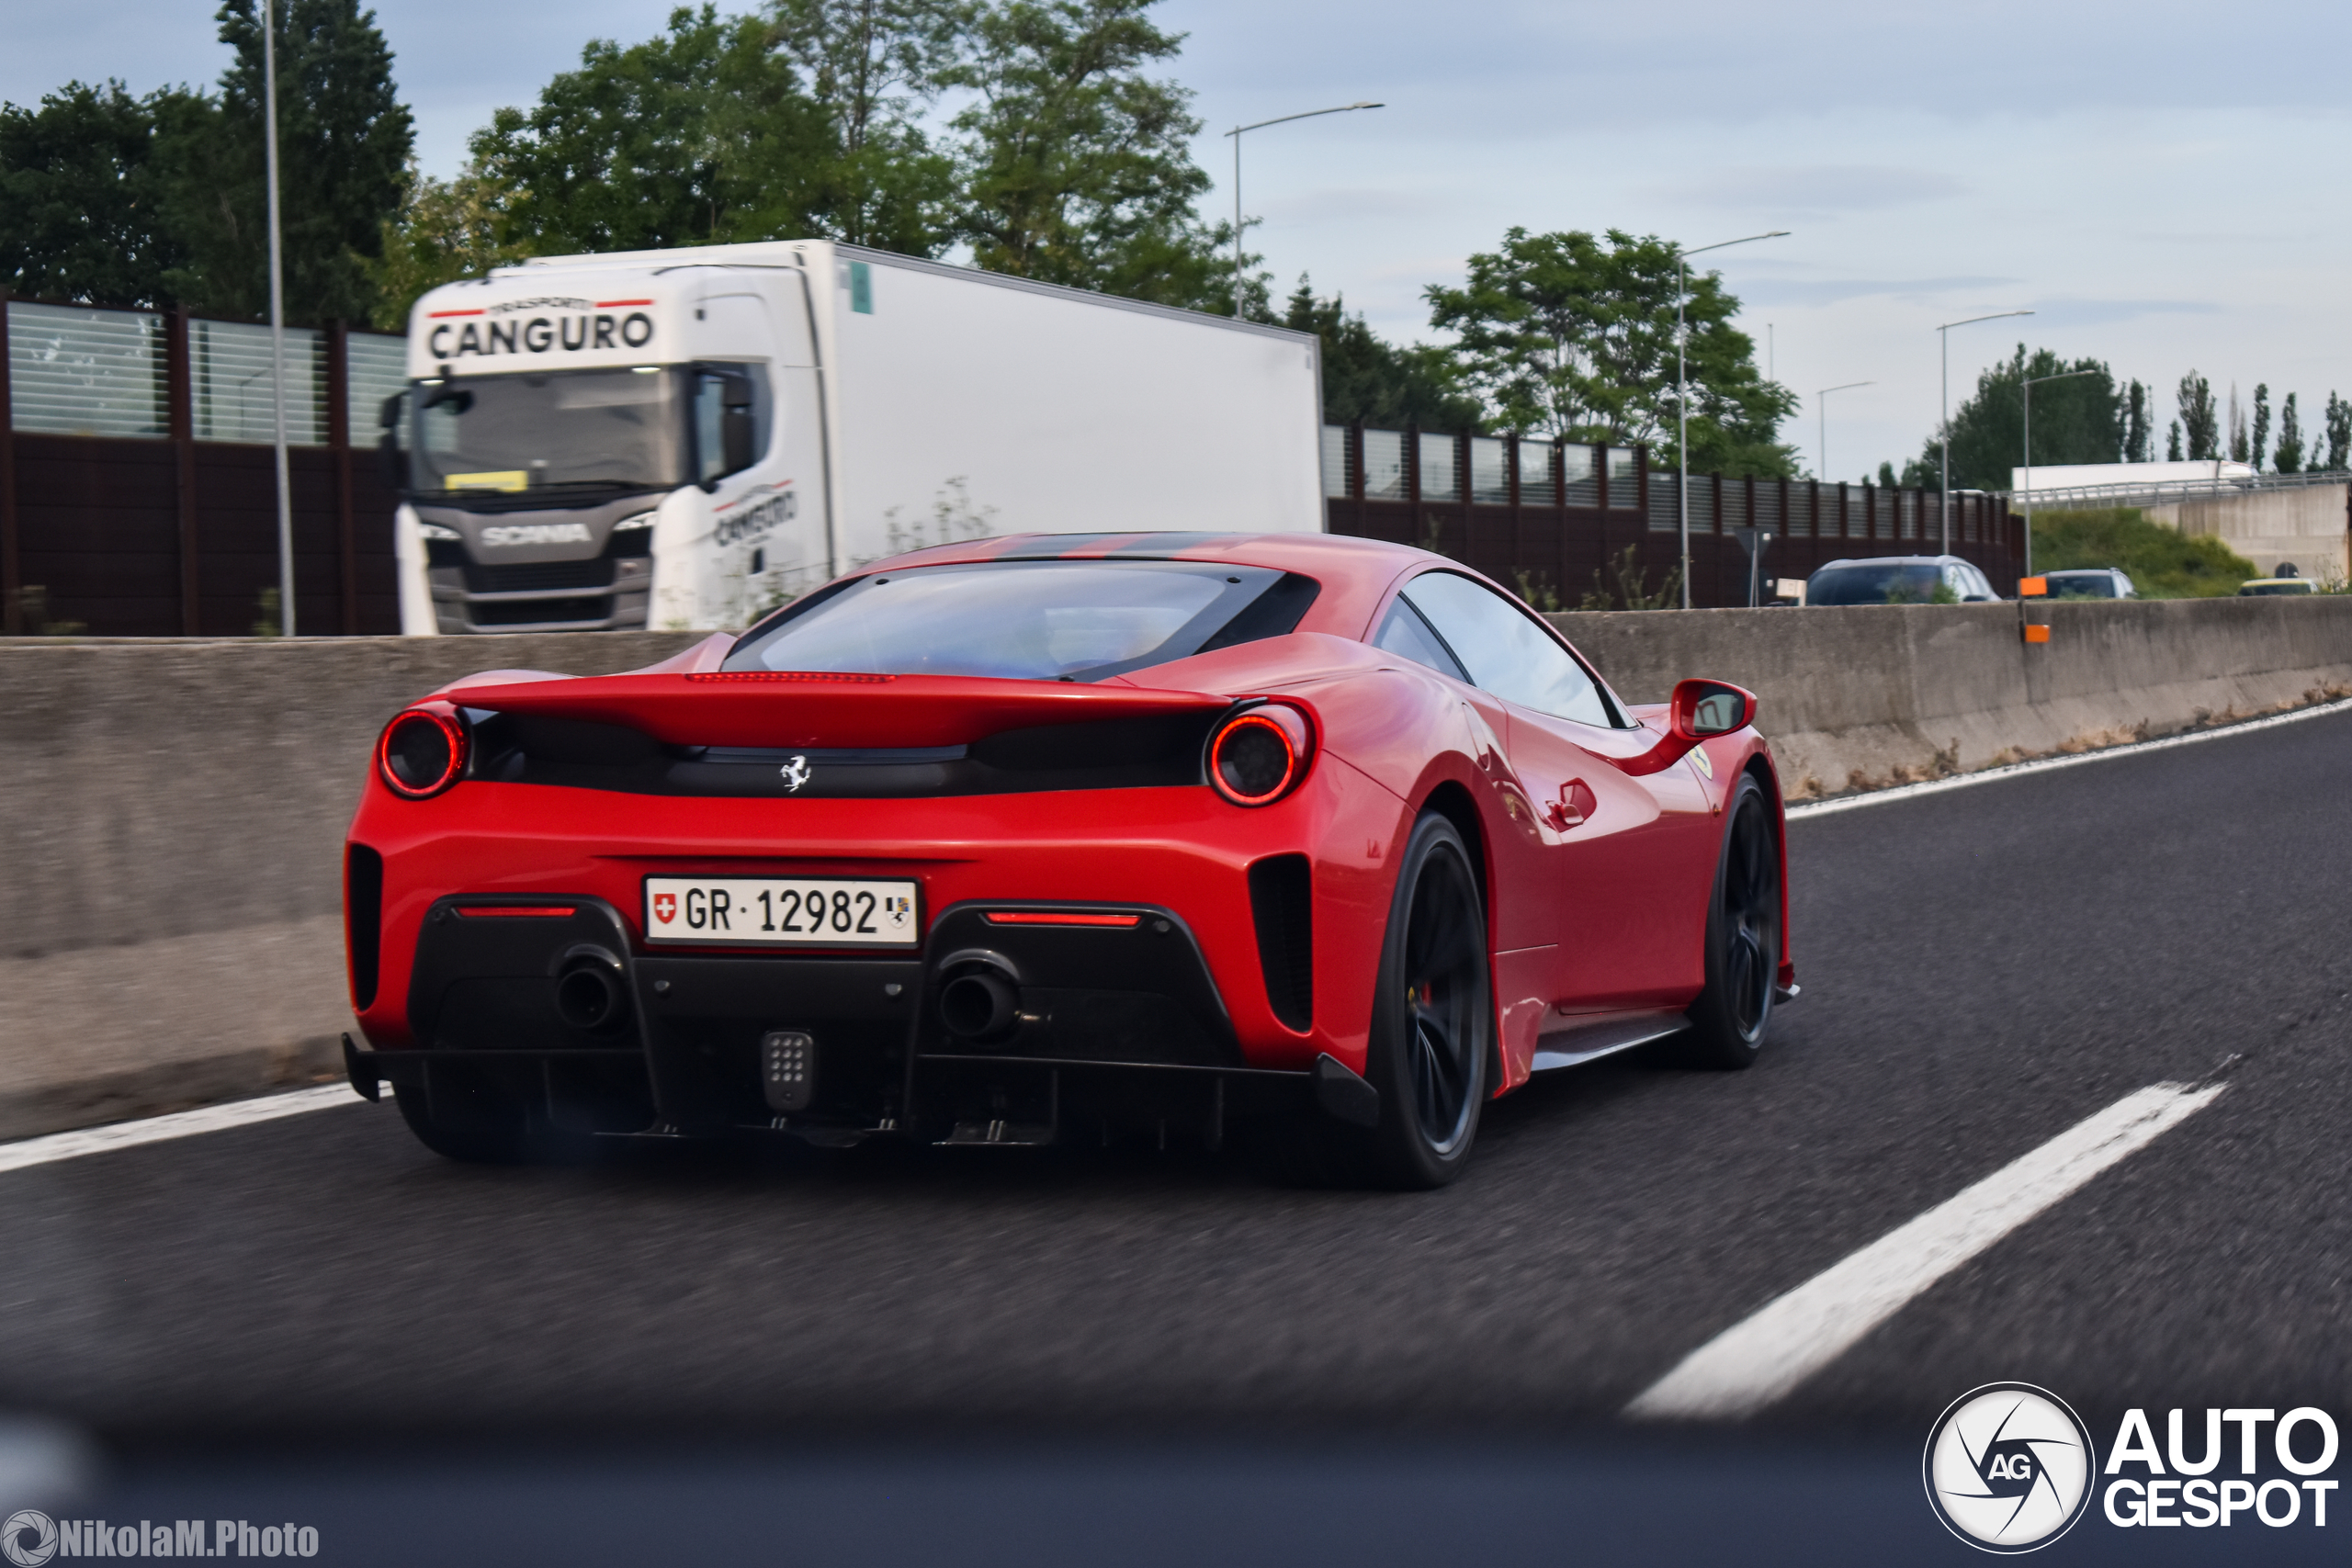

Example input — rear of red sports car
[345,536,1429,1169]
[344,532,1790,1185]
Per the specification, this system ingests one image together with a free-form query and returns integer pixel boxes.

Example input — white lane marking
[0,1084,363,1177]
[1785,696,2352,821]
[1624,1079,2226,1421]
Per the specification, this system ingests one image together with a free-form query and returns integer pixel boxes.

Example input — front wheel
[1346,811,1493,1189]
[1682,773,1782,1068]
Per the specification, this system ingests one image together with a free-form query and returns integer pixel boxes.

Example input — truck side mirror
[376,432,407,491]
[721,394,756,475]
[378,392,403,430]
[1611,678,1758,776]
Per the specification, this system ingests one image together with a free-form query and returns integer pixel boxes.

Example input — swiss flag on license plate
[652,893,677,924]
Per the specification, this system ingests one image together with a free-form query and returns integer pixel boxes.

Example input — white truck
[387,240,1326,634]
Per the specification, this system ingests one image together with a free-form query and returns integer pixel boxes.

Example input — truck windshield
[409,367,685,498]
[723,560,1316,682]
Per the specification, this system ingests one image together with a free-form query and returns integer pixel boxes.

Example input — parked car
[2238,578,2317,596]
[1803,556,2000,605]
[2042,568,2136,600]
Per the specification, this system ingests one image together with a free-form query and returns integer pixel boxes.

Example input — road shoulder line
[0,1084,361,1177]
[1785,697,2352,821]
[1623,1079,2225,1421]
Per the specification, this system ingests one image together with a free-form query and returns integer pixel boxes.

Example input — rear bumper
[355,894,1321,1142]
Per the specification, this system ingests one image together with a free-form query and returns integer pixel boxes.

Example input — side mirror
[376,432,407,492]
[1613,678,1758,776]
[378,392,403,431]
[721,399,757,474]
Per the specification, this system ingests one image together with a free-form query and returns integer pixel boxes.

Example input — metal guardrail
[2001,469,2352,510]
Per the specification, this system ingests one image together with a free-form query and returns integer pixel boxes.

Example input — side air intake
[1248,854,1313,1032]
[346,843,384,1010]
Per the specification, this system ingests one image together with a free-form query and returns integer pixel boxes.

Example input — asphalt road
[4,708,2349,1558]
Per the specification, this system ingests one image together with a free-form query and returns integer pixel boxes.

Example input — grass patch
[2030,507,2256,598]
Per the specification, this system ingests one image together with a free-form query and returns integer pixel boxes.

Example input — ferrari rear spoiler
[435,671,1235,750]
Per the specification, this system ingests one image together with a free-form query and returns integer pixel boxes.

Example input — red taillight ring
[1208,702,1314,807]
[377,705,468,799]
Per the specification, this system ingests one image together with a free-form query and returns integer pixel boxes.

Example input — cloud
[2024,296,2224,327]
[1658,165,1970,216]
[1736,276,2020,308]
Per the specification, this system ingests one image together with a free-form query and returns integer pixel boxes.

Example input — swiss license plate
[643,877,920,947]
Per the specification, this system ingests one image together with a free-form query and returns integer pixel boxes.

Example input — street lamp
[2021,367,2101,576]
[1937,310,2032,555]
[1222,101,1384,321]
[1815,380,1873,484]
[1676,231,1789,607]
[262,0,293,635]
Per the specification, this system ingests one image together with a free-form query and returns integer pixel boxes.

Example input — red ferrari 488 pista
[344,533,1792,1188]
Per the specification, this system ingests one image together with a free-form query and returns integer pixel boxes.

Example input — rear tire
[1683,773,1781,1069]
[1340,811,1492,1190]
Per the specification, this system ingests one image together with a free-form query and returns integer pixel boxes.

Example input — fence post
[329,321,355,635]
[0,292,17,636]
[167,306,198,635]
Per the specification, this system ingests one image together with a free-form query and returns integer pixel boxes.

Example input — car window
[1372,597,1470,683]
[1399,571,1615,728]
[1807,563,1944,604]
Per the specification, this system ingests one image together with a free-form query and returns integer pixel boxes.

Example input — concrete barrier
[4,598,2348,1136]
[1551,596,2352,797]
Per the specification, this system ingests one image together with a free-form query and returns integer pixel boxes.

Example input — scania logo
[480,523,593,547]
[779,757,812,793]
[1926,1382,2096,1552]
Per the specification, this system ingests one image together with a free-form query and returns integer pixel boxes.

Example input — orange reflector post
[2018,576,2048,597]
[456,906,579,919]
[984,911,1143,928]
[2022,624,2051,644]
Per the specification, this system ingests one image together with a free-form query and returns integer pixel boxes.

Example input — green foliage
[2123,379,2151,463]
[2031,507,2255,598]
[1283,279,1480,429]
[947,0,1230,310]
[368,163,536,329]
[471,7,834,255]
[767,0,965,251]
[1574,544,1681,611]
[2166,419,2182,461]
[2177,372,2217,460]
[2327,393,2352,472]
[175,0,414,322]
[0,81,203,306]
[1424,227,1797,477]
[1905,345,2120,491]
[2274,391,2303,473]
[2250,384,2271,473]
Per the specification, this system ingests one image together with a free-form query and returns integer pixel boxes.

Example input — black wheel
[1683,773,1781,1068]
[1346,811,1492,1189]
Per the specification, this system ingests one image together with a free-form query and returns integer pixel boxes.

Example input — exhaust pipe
[554,953,628,1031]
[939,970,1021,1041]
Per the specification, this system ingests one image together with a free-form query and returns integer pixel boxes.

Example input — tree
[2250,383,2270,473]
[2166,420,2182,461]
[2123,379,2151,463]
[2227,384,2249,464]
[2326,392,2351,472]
[2274,391,2303,473]
[1283,279,1479,429]
[948,0,1234,310]
[1423,227,1797,476]
[0,81,204,307]
[471,7,831,255]
[763,0,961,252]
[2177,372,2217,460]
[368,162,535,329]
[171,0,413,322]
[1904,345,2120,491]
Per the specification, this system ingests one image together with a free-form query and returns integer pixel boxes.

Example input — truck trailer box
[391,240,1325,634]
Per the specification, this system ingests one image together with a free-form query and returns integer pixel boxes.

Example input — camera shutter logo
[1925,1383,2097,1551]
[2,1510,56,1568]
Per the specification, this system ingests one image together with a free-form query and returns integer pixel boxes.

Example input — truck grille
[465,559,616,593]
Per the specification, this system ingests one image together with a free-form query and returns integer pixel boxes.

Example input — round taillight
[1208,703,1314,807]
[378,707,467,798]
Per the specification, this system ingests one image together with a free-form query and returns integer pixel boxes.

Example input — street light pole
[1676,231,1789,608]
[1937,310,2031,556]
[2021,367,2100,577]
[1815,380,1874,483]
[1223,101,1383,321]
[262,0,293,636]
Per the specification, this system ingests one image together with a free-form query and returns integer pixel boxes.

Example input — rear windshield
[1807,563,1944,605]
[723,559,1318,682]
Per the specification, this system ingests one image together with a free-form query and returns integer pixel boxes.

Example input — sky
[9,0,2349,479]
